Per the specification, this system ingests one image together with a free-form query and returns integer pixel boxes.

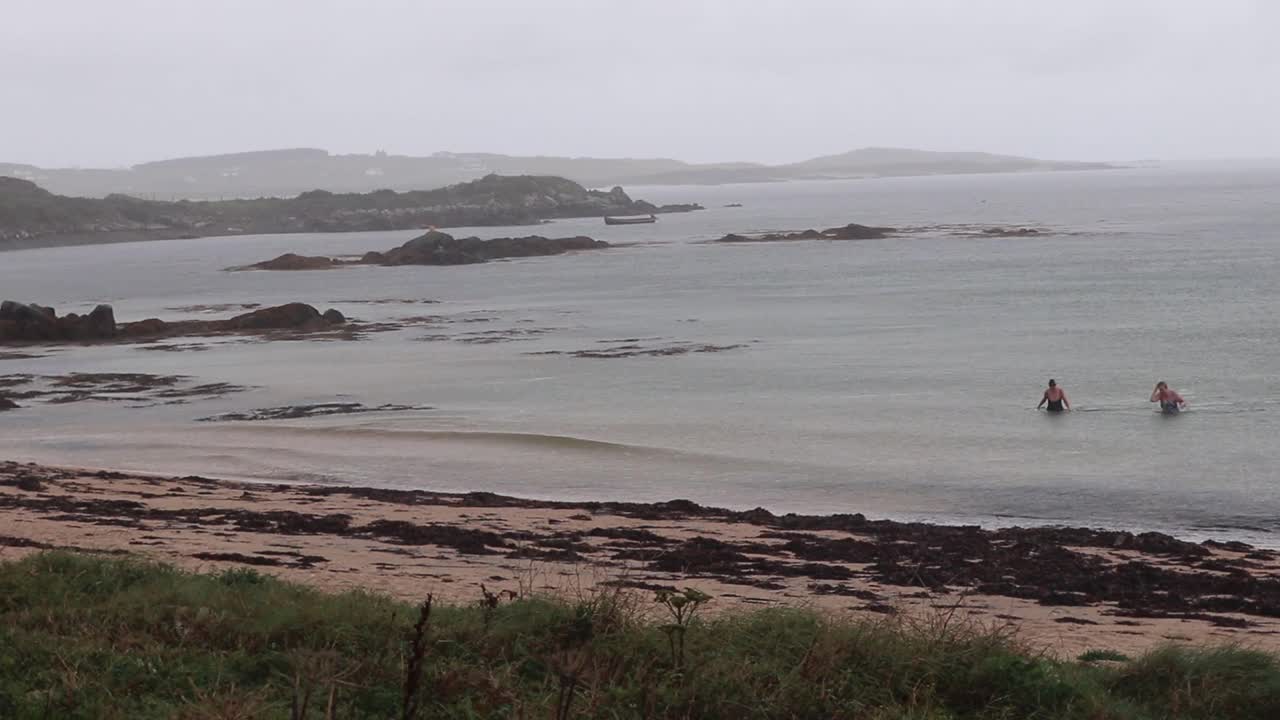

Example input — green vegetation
[1079,649,1131,664]
[1,552,1278,719]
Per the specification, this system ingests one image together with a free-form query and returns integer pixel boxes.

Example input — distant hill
[0,147,1114,199]
[0,174,700,250]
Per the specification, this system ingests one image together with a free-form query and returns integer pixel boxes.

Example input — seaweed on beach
[197,402,429,422]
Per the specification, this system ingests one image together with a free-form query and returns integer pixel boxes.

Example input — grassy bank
[1,552,1278,719]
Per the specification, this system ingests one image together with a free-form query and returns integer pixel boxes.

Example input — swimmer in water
[1037,379,1070,412]
[1150,381,1186,413]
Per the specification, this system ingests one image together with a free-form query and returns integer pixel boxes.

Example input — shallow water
[3,167,1280,543]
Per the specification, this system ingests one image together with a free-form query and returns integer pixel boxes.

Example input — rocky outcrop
[1,301,346,345]
[240,230,609,271]
[714,223,896,243]
[248,253,341,271]
[653,203,705,213]
[1,301,118,342]
[220,303,327,331]
[84,305,117,337]
[369,231,607,266]
[1,174,701,249]
[981,227,1042,237]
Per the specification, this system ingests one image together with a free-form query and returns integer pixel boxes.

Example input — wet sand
[3,460,1278,658]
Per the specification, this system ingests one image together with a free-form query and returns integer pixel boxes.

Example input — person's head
[1156,381,1168,390]
[1048,379,1056,388]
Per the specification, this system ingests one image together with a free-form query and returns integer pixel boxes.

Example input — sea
[3,166,1279,544]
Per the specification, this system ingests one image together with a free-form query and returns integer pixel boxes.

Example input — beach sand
[3,459,1278,659]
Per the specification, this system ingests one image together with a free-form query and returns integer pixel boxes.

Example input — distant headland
[1,147,1116,200]
[0,174,700,250]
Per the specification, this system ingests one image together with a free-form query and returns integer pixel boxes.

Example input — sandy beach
[4,459,1278,659]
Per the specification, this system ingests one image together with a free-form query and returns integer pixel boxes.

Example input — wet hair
[1156,381,1167,390]
[1048,379,1056,387]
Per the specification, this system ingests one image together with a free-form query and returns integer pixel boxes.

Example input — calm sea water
[3,167,1279,543]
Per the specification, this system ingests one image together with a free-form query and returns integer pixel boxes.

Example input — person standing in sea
[1150,381,1186,413]
[1037,379,1070,412]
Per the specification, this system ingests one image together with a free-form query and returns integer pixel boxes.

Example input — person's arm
[1062,392,1070,410]
[1174,391,1186,407]
[1150,388,1161,402]
[1037,391,1047,410]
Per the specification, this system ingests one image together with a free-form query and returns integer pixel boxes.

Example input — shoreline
[4,459,1279,658]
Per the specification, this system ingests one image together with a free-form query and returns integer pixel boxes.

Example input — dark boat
[603,214,657,225]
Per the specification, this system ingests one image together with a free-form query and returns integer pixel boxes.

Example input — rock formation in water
[0,174,700,249]
[362,231,607,266]
[0,301,119,342]
[714,223,896,243]
[248,253,343,271]
[980,227,1042,236]
[239,230,609,271]
[0,301,346,344]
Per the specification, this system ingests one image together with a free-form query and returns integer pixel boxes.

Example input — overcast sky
[3,0,1277,167]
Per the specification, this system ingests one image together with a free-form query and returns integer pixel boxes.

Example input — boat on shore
[604,214,656,225]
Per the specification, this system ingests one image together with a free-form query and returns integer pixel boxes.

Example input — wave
[209,424,693,457]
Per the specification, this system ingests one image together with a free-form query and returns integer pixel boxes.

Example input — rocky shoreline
[3,460,1278,657]
[0,174,701,250]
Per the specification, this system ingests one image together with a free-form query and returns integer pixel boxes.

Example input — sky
[2,0,1278,167]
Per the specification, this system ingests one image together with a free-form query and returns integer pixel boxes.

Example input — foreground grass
[1,553,1278,719]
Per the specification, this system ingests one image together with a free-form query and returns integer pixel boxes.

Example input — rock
[714,222,895,243]
[85,305,118,339]
[0,397,19,411]
[248,253,342,271]
[821,223,893,240]
[119,318,170,337]
[378,231,476,265]
[223,303,323,330]
[0,300,117,341]
[56,313,84,339]
[2,301,354,346]
[0,301,61,341]
[368,231,608,267]
[981,227,1041,236]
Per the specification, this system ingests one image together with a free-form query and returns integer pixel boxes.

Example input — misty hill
[1,147,1113,199]
[0,174,699,250]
